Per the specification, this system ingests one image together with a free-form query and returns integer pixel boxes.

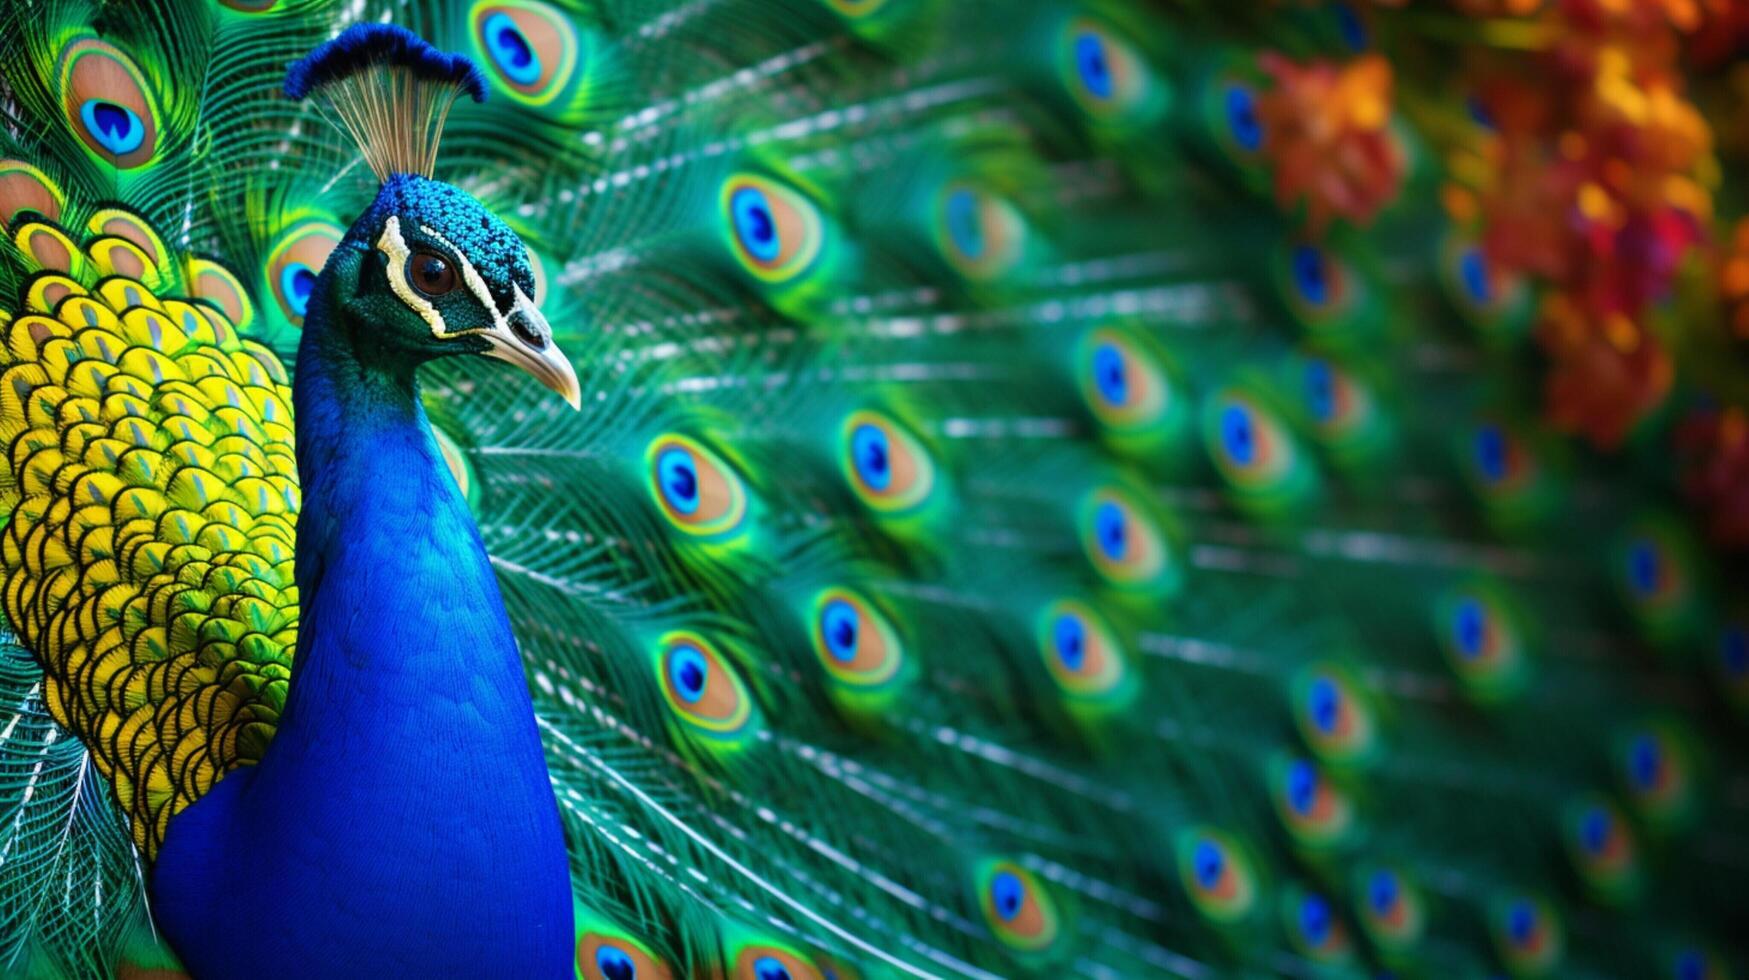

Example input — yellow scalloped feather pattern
[0,216,299,855]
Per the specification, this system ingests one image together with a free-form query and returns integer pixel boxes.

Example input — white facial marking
[509,283,550,345]
[375,215,447,336]
[420,223,511,337]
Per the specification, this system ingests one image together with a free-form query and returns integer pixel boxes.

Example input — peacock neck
[151,257,574,978]
[283,273,539,739]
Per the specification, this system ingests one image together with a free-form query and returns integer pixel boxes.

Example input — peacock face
[337,173,580,407]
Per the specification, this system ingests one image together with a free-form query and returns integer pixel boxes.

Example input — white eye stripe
[377,216,546,344]
[375,215,447,336]
[420,223,512,337]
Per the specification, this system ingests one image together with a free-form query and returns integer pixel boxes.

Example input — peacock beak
[483,287,581,410]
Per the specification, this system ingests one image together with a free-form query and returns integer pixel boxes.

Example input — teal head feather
[284,22,579,406]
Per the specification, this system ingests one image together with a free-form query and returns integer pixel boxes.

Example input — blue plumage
[284,23,487,103]
[153,172,572,977]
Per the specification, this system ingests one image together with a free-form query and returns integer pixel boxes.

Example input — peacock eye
[411,251,456,296]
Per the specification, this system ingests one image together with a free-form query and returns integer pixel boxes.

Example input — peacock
[0,0,1744,977]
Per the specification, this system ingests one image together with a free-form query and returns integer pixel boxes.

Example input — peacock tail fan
[0,0,1743,978]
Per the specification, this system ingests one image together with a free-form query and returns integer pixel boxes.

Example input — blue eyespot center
[1221,405,1256,465]
[1628,540,1661,597]
[80,99,145,155]
[850,423,891,491]
[1304,361,1335,421]
[1506,900,1536,945]
[821,599,859,663]
[1053,614,1086,671]
[1467,95,1497,130]
[668,644,708,703]
[657,449,700,514]
[1580,807,1611,854]
[753,957,791,980]
[1224,84,1263,152]
[1292,245,1330,305]
[1369,871,1398,913]
[1092,343,1128,407]
[1286,759,1318,815]
[1193,839,1224,889]
[990,870,1024,921]
[596,945,637,980]
[1094,501,1128,560]
[1629,734,1663,789]
[1453,599,1486,659]
[1309,677,1340,734]
[1459,247,1493,304]
[279,263,318,317]
[1074,32,1113,100]
[1300,894,1332,944]
[1723,628,1748,676]
[1334,2,1369,51]
[1676,950,1706,980]
[731,187,780,262]
[484,12,542,85]
[1474,425,1508,483]
[945,189,985,260]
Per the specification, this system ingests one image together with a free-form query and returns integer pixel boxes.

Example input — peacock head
[286,23,579,408]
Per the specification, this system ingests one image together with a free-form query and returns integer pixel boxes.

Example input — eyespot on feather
[1562,794,1640,903]
[1276,240,1360,335]
[1353,865,1425,954]
[1465,421,1533,498]
[1036,599,1133,708]
[811,588,905,690]
[841,410,936,514]
[265,221,343,324]
[1441,231,1530,345]
[1204,389,1294,489]
[1613,517,1702,643]
[1290,662,1377,766]
[935,183,1024,282]
[654,631,757,744]
[1489,893,1563,977]
[1078,485,1173,592]
[1616,721,1699,831]
[58,38,161,170]
[1434,582,1530,702]
[1060,18,1153,121]
[722,173,825,285]
[1269,753,1355,850]
[1666,946,1730,980]
[731,945,823,980]
[975,860,1062,954]
[1175,827,1260,925]
[1080,328,1170,433]
[646,434,749,539]
[1299,357,1369,446]
[1217,79,1265,157]
[1281,885,1353,963]
[577,931,675,980]
[472,1,581,106]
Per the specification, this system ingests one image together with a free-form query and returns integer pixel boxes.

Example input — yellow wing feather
[0,196,300,855]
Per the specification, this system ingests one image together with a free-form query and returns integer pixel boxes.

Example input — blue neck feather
[150,266,574,977]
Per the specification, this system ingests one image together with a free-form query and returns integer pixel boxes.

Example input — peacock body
[0,0,1742,978]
